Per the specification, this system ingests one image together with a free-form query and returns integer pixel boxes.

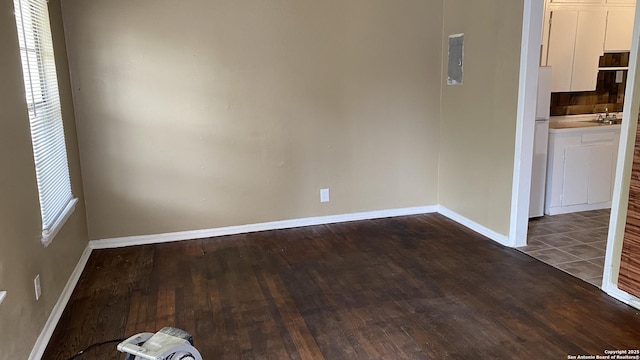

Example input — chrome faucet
[596,107,619,124]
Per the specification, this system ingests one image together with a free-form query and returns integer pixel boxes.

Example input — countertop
[549,121,620,129]
[549,114,621,133]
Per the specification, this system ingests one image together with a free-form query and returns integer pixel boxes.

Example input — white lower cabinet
[561,145,591,206]
[545,125,620,215]
[561,143,614,206]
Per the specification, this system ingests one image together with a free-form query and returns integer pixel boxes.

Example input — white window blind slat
[14,0,75,246]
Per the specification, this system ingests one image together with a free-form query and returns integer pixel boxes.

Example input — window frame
[14,0,77,247]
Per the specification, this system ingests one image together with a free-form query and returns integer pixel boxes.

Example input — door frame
[601,1,640,305]
[510,0,544,248]
[513,0,640,305]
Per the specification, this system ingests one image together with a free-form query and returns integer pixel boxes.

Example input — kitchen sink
[590,118,622,125]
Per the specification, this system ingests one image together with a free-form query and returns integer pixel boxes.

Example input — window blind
[14,0,76,246]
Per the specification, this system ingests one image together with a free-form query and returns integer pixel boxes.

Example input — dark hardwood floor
[44,214,640,359]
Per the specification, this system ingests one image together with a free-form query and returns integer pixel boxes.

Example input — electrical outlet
[320,188,330,203]
[34,274,41,300]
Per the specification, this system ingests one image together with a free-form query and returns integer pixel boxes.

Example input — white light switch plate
[320,188,330,203]
[0,291,6,305]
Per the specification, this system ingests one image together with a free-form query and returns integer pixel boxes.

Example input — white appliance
[529,66,552,218]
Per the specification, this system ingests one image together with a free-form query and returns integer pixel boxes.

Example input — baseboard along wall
[29,245,93,360]
[89,206,440,249]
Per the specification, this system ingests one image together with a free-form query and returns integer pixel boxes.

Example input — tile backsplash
[550,52,629,117]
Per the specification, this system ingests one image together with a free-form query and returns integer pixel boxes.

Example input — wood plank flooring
[43,214,640,359]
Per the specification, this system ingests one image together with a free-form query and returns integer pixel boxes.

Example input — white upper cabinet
[542,0,635,92]
[546,9,606,92]
[572,10,607,91]
[605,9,636,51]
[547,10,579,92]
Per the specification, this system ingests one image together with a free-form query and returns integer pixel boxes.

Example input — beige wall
[0,0,89,358]
[61,0,443,240]
[439,0,524,236]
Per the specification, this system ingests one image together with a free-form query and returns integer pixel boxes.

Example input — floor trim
[438,206,511,246]
[29,244,93,360]
[89,206,439,249]
[603,281,640,311]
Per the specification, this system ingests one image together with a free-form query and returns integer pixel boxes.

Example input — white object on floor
[118,327,202,360]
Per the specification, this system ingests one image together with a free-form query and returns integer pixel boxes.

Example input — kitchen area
[522,0,636,287]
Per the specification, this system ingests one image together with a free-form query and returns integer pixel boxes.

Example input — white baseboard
[89,205,439,249]
[604,282,640,311]
[89,205,513,249]
[437,206,511,247]
[545,202,612,216]
[29,244,93,360]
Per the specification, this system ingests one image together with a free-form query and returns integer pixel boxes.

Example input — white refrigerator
[529,67,552,218]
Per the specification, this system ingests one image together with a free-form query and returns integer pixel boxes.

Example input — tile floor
[517,209,610,287]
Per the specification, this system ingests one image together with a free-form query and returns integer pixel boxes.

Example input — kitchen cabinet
[546,10,577,92]
[545,122,620,215]
[572,10,608,90]
[546,9,606,92]
[605,9,635,51]
[561,143,615,206]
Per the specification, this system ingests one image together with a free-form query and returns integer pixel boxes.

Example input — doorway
[513,0,640,291]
